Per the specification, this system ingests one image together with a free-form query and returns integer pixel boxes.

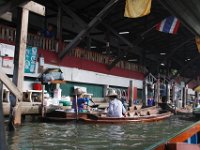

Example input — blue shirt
[41,29,55,38]
[72,97,87,112]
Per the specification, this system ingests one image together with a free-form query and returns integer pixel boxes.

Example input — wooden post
[56,6,62,52]
[154,79,160,105]
[142,80,147,106]
[41,85,45,118]
[167,83,170,102]
[129,80,134,107]
[182,87,186,108]
[12,7,29,125]
[104,85,109,97]
[10,2,45,126]
[0,81,8,150]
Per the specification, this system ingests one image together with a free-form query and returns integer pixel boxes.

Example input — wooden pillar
[195,91,199,102]
[142,80,148,106]
[167,83,170,102]
[41,85,45,118]
[129,80,134,107]
[182,86,186,108]
[155,79,160,105]
[104,85,109,97]
[57,6,62,52]
[172,82,176,104]
[0,81,8,150]
[12,7,29,125]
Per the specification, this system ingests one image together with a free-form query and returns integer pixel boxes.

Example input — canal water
[5,115,197,150]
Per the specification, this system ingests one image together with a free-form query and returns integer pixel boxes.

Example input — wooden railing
[0,24,58,51]
[0,24,146,73]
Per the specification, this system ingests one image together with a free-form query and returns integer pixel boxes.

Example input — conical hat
[107,89,118,97]
[74,88,83,95]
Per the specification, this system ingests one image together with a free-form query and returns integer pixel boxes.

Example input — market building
[1,1,200,149]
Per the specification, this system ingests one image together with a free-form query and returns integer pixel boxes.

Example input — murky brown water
[5,115,197,150]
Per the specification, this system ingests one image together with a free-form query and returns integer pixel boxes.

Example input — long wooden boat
[147,121,200,150]
[44,104,144,122]
[158,102,193,115]
[79,110,172,124]
[44,105,171,123]
[193,106,200,118]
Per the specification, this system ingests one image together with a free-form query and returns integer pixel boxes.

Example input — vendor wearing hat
[72,88,89,112]
[107,89,126,117]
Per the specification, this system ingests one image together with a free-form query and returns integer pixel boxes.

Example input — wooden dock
[3,102,41,116]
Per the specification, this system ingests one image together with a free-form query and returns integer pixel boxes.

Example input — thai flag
[156,16,180,34]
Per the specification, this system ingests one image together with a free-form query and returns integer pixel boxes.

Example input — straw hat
[74,88,83,96]
[106,89,118,97]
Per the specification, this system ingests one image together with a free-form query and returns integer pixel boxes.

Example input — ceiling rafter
[57,0,121,59]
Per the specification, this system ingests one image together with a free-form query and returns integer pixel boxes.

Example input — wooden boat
[175,108,193,115]
[147,120,200,150]
[44,109,89,122]
[79,107,172,124]
[158,102,193,115]
[43,103,101,122]
[44,105,171,123]
[193,107,200,118]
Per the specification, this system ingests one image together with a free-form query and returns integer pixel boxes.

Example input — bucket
[33,83,42,90]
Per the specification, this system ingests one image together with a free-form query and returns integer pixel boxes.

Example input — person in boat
[107,89,127,117]
[72,88,89,112]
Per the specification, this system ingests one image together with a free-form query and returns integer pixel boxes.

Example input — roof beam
[161,39,192,63]
[58,0,120,59]
[173,54,200,78]
[0,0,30,15]
[20,1,45,16]
[101,22,142,56]
[54,0,87,29]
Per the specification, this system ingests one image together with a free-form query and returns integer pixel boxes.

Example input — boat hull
[79,112,172,124]
[44,110,89,122]
[148,121,200,150]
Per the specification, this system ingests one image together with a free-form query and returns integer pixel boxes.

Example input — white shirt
[107,98,126,117]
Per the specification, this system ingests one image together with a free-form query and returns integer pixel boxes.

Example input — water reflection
[6,115,197,150]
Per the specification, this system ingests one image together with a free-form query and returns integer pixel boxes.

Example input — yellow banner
[124,0,152,18]
[195,37,200,53]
